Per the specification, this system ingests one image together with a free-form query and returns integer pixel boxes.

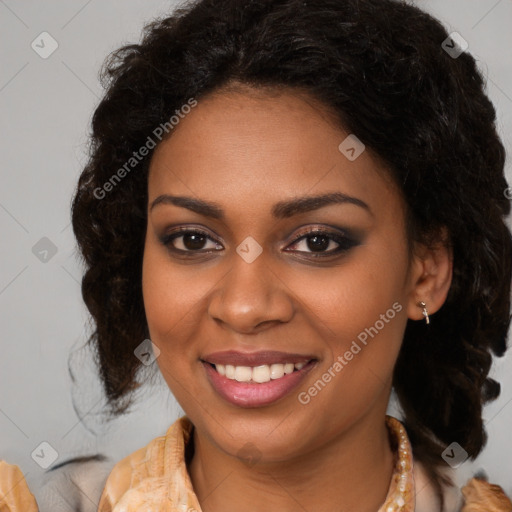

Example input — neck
[188,410,395,512]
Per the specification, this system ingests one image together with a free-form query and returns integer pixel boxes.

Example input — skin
[142,84,453,512]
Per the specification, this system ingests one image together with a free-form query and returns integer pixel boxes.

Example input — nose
[207,249,295,334]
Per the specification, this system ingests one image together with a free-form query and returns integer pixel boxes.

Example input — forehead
[147,87,401,221]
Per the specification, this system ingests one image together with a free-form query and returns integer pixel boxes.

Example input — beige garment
[97,417,202,512]
[0,461,38,512]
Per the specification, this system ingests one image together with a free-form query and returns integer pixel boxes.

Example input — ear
[406,227,453,321]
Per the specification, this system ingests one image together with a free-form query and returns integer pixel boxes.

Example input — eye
[159,226,359,258]
[286,228,359,257]
[160,228,222,253]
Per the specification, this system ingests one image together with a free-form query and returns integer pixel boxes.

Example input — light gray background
[1,0,511,500]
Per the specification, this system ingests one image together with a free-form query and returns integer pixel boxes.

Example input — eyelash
[159,227,359,258]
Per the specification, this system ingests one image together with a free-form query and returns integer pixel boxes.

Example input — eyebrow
[149,192,372,219]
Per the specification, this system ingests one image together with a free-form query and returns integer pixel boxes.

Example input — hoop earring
[418,301,430,324]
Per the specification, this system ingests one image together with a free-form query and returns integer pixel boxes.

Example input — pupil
[307,235,329,252]
[184,233,206,250]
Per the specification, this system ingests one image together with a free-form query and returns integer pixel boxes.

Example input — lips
[201,350,318,408]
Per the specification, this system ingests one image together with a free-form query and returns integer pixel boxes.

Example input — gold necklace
[378,416,415,512]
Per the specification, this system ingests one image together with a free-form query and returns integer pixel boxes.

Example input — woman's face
[142,86,420,461]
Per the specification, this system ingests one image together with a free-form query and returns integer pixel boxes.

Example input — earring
[418,301,430,324]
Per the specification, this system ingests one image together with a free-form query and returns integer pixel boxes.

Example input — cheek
[299,239,407,343]
[142,242,209,401]
[295,237,408,408]
[141,240,206,353]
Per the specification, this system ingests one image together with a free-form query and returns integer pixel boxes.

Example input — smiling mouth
[207,361,313,383]
[202,356,318,407]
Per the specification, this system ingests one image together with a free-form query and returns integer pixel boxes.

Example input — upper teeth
[215,362,307,383]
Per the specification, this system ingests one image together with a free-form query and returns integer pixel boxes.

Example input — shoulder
[460,476,512,512]
[0,460,38,512]
[97,429,172,511]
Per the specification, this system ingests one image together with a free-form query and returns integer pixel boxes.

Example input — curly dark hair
[70,0,512,507]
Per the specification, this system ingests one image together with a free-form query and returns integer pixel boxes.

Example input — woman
[1,0,511,510]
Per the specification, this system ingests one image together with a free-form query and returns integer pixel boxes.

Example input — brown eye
[303,233,333,252]
[160,229,223,253]
[286,229,359,256]
[180,232,208,250]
